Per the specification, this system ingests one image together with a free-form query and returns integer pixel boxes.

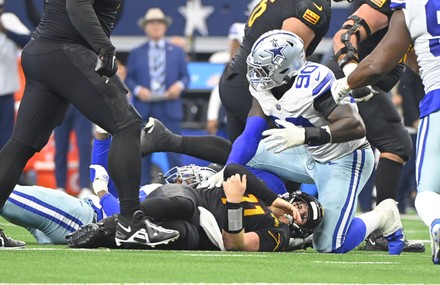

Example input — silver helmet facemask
[246,30,306,91]
[160,164,217,189]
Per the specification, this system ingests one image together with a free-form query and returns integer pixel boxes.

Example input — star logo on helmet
[265,39,287,62]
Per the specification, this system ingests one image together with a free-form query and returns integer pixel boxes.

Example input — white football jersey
[250,62,367,163]
[392,0,440,117]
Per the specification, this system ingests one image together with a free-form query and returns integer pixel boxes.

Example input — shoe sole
[115,234,180,247]
[0,245,26,250]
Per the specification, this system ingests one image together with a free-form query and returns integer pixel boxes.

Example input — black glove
[95,45,118,77]
[351,86,378,103]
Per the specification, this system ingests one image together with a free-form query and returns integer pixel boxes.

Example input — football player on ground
[140,30,407,255]
[331,0,440,264]
[69,162,324,252]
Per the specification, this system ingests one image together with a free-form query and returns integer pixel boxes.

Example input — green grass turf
[0,214,436,284]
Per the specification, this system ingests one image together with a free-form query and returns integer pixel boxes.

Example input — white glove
[198,167,225,189]
[90,164,109,194]
[331,77,352,104]
[262,119,305,153]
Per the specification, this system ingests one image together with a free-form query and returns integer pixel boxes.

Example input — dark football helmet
[160,164,217,189]
[281,190,324,238]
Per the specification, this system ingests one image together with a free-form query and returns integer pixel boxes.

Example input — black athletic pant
[219,66,252,142]
[0,40,142,216]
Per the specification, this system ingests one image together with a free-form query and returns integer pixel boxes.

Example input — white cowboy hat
[138,8,172,28]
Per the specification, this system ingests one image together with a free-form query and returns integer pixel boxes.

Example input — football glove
[331,77,353,104]
[199,167,225,189]
[351,86,378,103]
[89,164,109,194]
[95,45,118,78]
[262,119,305,153]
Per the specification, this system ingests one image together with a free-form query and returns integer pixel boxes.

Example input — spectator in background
[125,8,190,185]
[0,0,31,149]
[206,22,245,138]
[394,66,424,214]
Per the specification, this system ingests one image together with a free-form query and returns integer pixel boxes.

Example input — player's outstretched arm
[347,10,411,89]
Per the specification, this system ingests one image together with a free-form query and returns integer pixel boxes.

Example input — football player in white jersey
[205,29,406,254]
[332,0,440,264]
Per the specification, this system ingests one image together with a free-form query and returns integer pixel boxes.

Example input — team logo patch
[303,9,320,25]
[370,0,386,8]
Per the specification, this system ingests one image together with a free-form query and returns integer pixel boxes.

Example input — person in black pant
[0,0,179,247]
[328,0,423,252]
[219,0,331,142]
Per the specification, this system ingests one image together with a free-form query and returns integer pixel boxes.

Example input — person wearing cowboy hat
[125,7,190,185]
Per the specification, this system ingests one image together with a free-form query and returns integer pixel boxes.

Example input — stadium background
[4,0,352,195]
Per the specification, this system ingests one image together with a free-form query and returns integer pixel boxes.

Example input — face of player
[277,200,309,226]
[292,201,309,226]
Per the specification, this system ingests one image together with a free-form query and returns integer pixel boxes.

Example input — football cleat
[374,198,405,255]
[430,220,440,265]
[364,230,425,253]
[67,223,102,248]
[0,228,26,249]
[115,210,180,247]
[140,117,178,157]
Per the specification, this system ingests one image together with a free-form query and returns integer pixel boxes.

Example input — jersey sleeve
[255,226,290,252]
[292,0,331,34]
[66,0,116,53]
[301,64,335,101]
[390,0,406,10]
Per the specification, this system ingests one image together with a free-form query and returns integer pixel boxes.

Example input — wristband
[224,202,243,234]
[304,126,332,146]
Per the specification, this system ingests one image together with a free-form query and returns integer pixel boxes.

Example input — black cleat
[140,117,178,157]
[364,230,425,253]
[67,215,119,249]
[115,210,180,247]
[0,228,26,249]
[67,223,102,248]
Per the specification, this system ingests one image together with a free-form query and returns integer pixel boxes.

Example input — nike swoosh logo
[313,3,323,11]
[315,72,320,81]
[369,238,376,246]
[118,223,131,233]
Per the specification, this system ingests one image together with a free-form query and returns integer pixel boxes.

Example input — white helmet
[161,164,217,189]
[246,30,306,91]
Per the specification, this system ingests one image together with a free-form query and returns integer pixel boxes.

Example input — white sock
[358,211,380,238]
[415,191,440,228]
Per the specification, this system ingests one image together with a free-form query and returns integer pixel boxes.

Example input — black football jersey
[230,0,331,75]
[197,186,290,252]
[33,0,120,53]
